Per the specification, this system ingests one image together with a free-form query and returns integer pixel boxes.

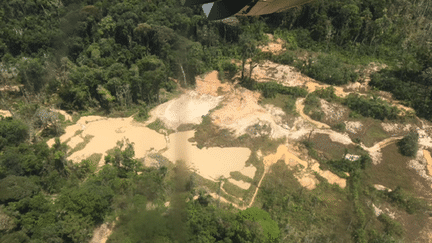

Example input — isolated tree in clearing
[397,131,419,157]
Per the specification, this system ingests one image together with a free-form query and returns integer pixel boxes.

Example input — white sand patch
[149,90,223,131]
[374,184,392,192]
[345,154,360,161]
[0,110,12,118]
[0,85,21,92]
[371,203,396,219]
[372,203,383,217]
[162,131,252,182]
[345,121,363,134]
[228,178,251,190]
[320,99,347,122]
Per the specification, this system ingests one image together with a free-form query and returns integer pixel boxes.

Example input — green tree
[0,175,39,203]
[397,131,419,157]
[234,207,280,243]
[0,117,28,150]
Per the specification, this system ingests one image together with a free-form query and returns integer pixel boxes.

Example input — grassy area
[259,93,299,116]
[229,171,253,184]
[346,117,389,147]
[176,123,197,132]
[84,153,103,173]
[147,118,175,134]
[67,134,94,156]
[256,160,354,242]
[222,181,247,200]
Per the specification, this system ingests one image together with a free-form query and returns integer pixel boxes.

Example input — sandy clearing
[295,98,331,129]
[238,165,257,179]
[0,110,12,118]
[345,121,364,134]
[258,34,286,55]
[345,153,360,161]
[47,116,167,166]
[264,144,308,169]
[310,162,346,189]
[262,144,346,189]
[228,178,251,190]
[195,70,231,97]
[424,150,432,177]
[90,222,114,243]
[162,131,253,182]
[374,184,392,192]
[148,90,223,131]
[320,99,347,122]
[0,85,21,92]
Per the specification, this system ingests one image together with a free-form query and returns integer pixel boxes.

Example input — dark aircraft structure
[183,0,314,21]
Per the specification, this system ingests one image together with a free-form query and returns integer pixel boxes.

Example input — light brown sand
[295,98,331,129]
[423,150,432,177]
[0,110,12,118]
[228,178,251,190]
[162,131,253,182]
[47,116,166,166]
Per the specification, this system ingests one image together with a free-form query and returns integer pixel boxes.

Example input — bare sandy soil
[0,110,12,118]
[295,98,330,129]
[90,222,114,243]
[258,34,286,55]
[146,90,224,131]
[162,130,253,182]
[47,116,167,166]
[424,150,432,177]
[263,144,346,190]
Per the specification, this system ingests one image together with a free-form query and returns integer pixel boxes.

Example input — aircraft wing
[184,0,315,21]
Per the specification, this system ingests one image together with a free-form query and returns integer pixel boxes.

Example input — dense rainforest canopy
[0,0,431,242]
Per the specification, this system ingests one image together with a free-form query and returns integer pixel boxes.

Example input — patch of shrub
[396,131,419,157]
[310,111,324,121]
[255,81,308,99]
[300,54,359,85]
[332,122,346,132]
[271,51,296,65]
[344,94,399,120]
[377,213,404,237]
[0,117,28,150]
[386,186,429,214]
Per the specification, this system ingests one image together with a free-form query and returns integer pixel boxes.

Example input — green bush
[271,51,296,65]
[332,122,346,132]
[0,175,39,203]
[397,131,419,157]
[377,213,404,237]
[310,111,324,121]
[301,54,359,85]
[344,94,399,120]
[0,117,29,150]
